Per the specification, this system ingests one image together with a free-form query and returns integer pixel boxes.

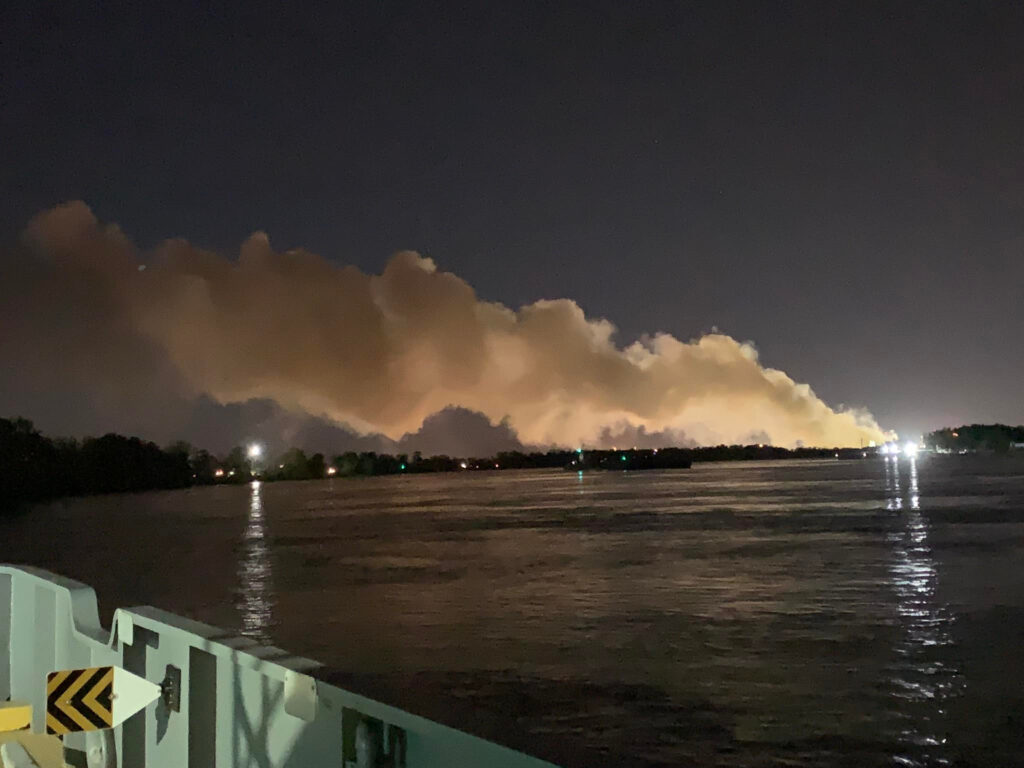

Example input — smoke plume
[0,203,887,450]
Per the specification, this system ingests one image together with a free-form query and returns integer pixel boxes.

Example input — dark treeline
[576,445,875,466]
[2,415,910,513]
[263,449,574,480]
[0,417,192,513]
[925,424,1024,453]
[692,445,843,461]
[562,445,863,469]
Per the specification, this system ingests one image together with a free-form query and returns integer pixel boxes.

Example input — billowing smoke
[0,202,887,450]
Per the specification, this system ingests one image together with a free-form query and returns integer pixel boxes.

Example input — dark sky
[2,1,1023,440]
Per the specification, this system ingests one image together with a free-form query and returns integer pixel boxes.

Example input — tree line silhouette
[924,424,1024,453]
[0,417,192,513]
[12,415,1016,514]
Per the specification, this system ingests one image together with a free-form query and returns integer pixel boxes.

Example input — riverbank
[12,414,1009,512]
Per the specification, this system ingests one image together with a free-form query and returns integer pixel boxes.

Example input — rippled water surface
[6,457,1024,766]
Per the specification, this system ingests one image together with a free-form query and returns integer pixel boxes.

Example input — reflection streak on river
[236,479,274,642]
[886,456,960,766]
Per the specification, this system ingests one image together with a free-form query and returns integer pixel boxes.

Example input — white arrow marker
[111,667,163,727]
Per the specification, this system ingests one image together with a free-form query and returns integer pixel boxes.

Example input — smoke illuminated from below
[0,202,888,450]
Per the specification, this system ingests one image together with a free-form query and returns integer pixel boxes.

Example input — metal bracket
[345,712,405,768]
[159,665,180,713]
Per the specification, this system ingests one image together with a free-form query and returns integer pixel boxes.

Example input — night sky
[2,1,1023,446]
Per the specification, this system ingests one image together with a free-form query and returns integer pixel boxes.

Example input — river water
[5,457,1024,766]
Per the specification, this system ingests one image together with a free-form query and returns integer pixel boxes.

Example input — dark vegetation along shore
[3,416,1023,514]
[925,424,1024,453]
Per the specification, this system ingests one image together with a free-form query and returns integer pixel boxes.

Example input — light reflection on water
[8,458,1024,766]
[236,480,274,642]
[886,456,960,766]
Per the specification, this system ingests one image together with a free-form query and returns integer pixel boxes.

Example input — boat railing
[0,564,557,768]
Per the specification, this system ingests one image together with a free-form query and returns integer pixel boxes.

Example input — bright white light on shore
[460,461,468,469]
[326,466,337,475]
[879,444,890,455]
[214,468,224,477]
[903,441,919,457]
[247,443,262,459]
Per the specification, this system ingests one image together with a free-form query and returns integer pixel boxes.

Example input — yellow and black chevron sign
[46,666,114,734]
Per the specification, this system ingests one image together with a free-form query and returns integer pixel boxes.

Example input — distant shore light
[247,443,262,459]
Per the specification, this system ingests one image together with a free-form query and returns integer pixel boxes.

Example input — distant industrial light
[952,432,959,438]
[247,444,262,459]
[326,466,337,476]
[214,468,224,477]
[903,441,919,457]
[460,462,468,469]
